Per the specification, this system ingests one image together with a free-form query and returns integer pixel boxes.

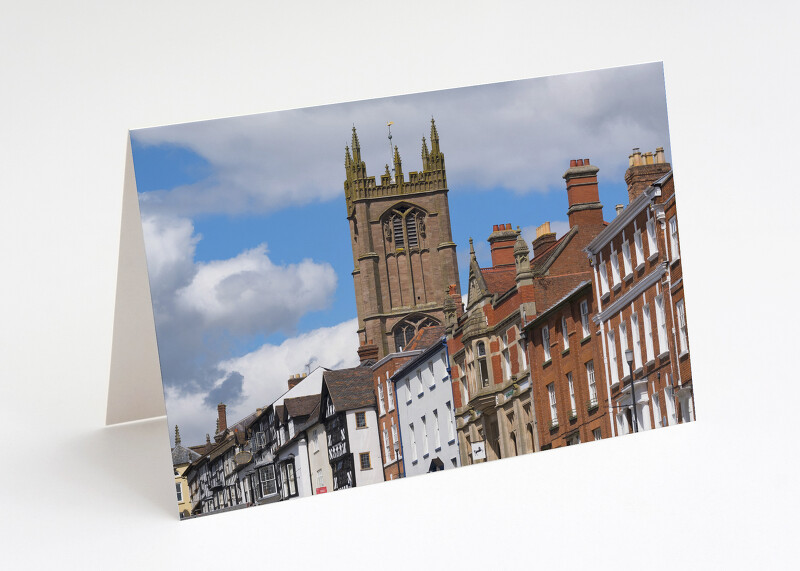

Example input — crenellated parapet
[344,118,447,216]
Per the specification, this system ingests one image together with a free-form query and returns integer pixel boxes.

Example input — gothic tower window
[385,205,425,250]
[393,314,440,352]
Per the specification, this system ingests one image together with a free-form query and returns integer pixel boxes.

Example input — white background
[2,1,798,569]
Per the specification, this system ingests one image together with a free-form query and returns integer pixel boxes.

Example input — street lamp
[393,438,404,478]
[624,348,639,433]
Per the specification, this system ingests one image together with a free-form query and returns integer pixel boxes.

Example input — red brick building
[585,148,694,436]
[523,159,613,449]
[368,325,449,480]
[446,225,537,466]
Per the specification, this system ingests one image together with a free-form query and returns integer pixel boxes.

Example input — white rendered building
[392,334,461,477]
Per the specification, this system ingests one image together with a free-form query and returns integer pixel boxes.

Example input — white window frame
[416,369,424,396]
[646,218,658,258]
[311,428,319,454]
[652,392,661,429]
[677,299,688,353]
[391,418,400,460]
[386,377,394,411]
[622,240,633,277]
[643,304,655,362]
[542,326,551,362]
[433,409,441,449]
[377,383,385,416]
[316,469,324,488]
[580,300,590,338]
[409,423,417,462]
[619,321,629,375]
[176,482,183,502]
[655,294,668,354]
[382,428,390,462]
[634,229,644,268]
[607,329,618,385]
[631,312,643,370]
[547,383,557,425]
[446,401,455,442]
[593,428,602,441]
[421,415,429,456]
[599,260,610,295]
[610,249,621,285]
[586,360,597,406]
[428,360,435,388]
[567,372,576,416]
[669,216,680,261]
[562,316,569,351]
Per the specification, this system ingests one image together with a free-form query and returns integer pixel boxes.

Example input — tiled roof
[406,325,446,351]
[171,444,201,466]
[480,266,517,296]
[284,394,320,419]
[323,365,376,411]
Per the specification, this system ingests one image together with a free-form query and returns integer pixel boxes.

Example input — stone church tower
[344,119,462,360]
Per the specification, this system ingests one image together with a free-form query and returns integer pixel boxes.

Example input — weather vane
[387,121,394,183]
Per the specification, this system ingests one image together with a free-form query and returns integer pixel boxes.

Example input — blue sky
[132,62,671,445]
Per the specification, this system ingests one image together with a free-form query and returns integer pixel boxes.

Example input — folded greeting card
[109,62,696,519]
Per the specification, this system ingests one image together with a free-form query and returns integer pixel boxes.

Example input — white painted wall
[306,422,333,494]
[345,409,384,487]
[395,348,461,478]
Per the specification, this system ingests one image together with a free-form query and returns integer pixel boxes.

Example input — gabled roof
[480,266,517,296]
[284,394,320,419]
[322,365,376,412]
[171,444,201,466]
[406,325,446,351]
[531,226,578,276]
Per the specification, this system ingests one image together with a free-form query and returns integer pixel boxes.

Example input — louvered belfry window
[405,213,418,247]
[387,205,423,249]
[392,216,404,245]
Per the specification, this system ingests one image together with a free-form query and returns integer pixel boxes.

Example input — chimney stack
[615,204,624,216]
[563,158,604,228]
[487,223,517,267]
[625,147,671,202]
[357,342,379,362]
[531,221,557,257]
[217,403,227,434]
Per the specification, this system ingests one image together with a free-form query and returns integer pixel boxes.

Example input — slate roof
[405,325,446,351]
[530,227,576,276]
[480,266,517,296]
[171,444,201,466]
[323,365,376,411]
[284,394,320,419]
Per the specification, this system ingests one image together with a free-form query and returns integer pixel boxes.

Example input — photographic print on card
[131,62,695,519]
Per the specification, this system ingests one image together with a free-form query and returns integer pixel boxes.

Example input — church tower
[344,119,462,360]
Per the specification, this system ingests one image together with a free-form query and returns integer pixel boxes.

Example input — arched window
[384,205,425,250]
[393,315,439,352]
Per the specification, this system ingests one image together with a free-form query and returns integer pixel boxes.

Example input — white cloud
[169,318,361,446]
[176,244,336,337]
[141,214,339,394]
[133,63,671,219]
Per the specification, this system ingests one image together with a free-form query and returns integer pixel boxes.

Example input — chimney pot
[616,204,624,216]
[570,159,576,167]
[584,158,590,165]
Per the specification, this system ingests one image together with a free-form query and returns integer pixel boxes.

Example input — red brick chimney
[531,221,557,257]
[563,158,604,228]
[357,341,380,362]
[487,223,517,267]
[217,403,227,433]
[625,147,671,202]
